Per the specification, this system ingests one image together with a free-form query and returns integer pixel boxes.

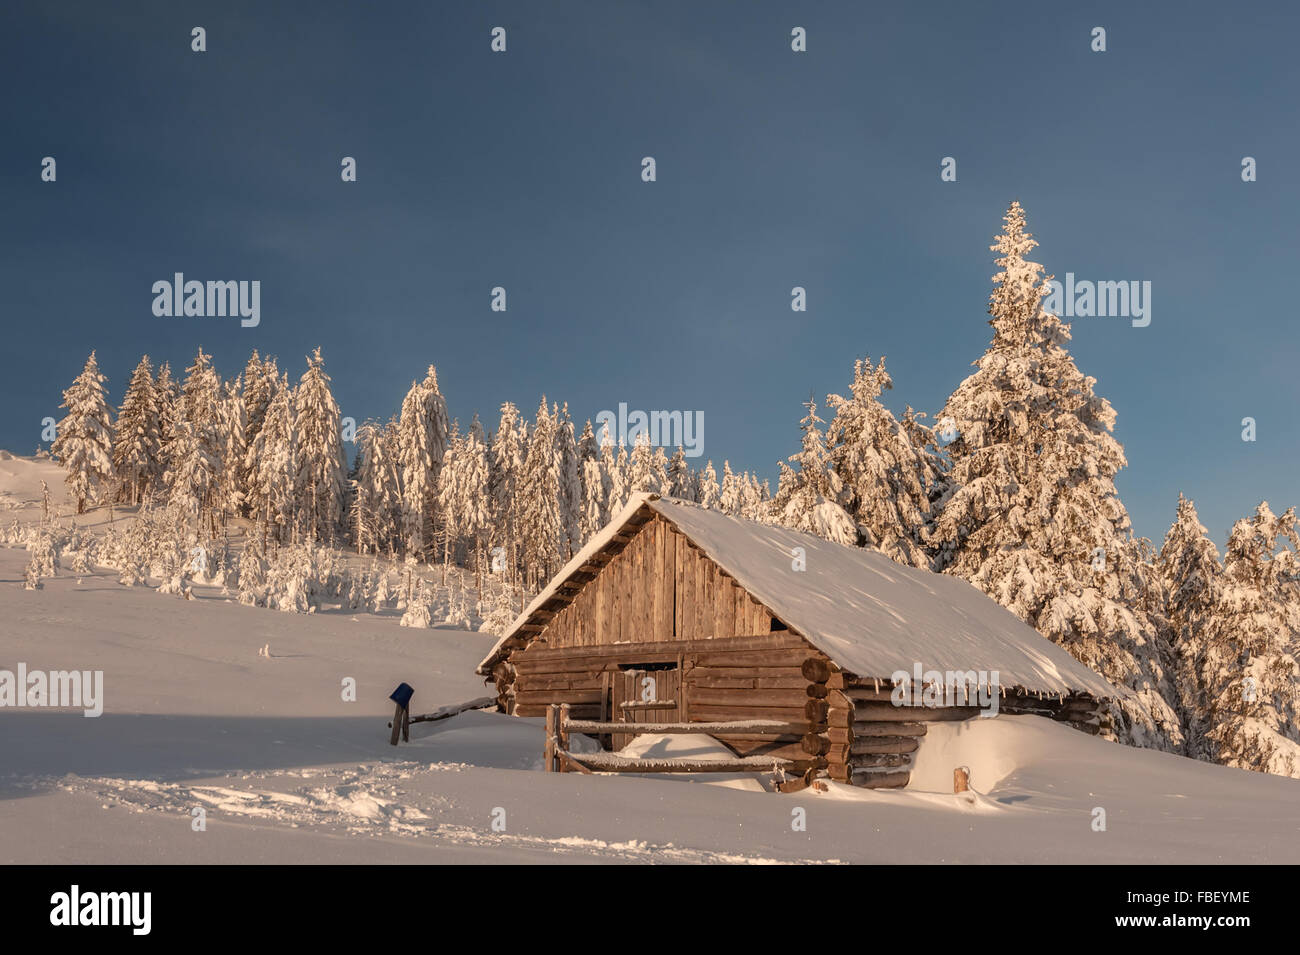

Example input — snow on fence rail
[545,703,816,791]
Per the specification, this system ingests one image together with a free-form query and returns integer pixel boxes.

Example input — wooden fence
[543,703,819,792]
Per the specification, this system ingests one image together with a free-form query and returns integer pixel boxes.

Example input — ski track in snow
[42,764,838,865]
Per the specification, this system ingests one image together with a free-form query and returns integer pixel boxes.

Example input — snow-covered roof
[477,494,1119,700]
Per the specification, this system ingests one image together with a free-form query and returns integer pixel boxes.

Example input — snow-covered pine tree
[293,348,347,544]
[215,378,247,527]
[667,447,695,501]
[517,399,565,590]
[460,415,492,595]
[825,355,940,568]
[650,446,670,497]
[695,460,719,509]
[166,348,225,534]
[350,419,403,556]
[769,398,856,544]
[555,403,583,558]
[627,431,656,494]
[51,351,115,514]
[112,355,162,506]
[153,361,180,486]
[931,201,1180,751]
[606,435,629,515]
[396,365,451,557]
[247,374,295,547]
[578,420,608,541]
[719,461,742,515]
[239,351,276,512]
[1157,494,1224,755]
[435,419,465,581]
[489,402,526,584]
[1199,503,1300,777]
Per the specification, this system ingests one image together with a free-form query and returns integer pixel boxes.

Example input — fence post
[558,703,571,773]
[544,705,558,772]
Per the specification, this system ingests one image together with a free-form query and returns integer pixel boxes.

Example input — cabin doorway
[610,662,680,750]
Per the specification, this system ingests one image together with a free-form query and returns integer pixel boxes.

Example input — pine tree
[825,355,940,568]
[293,348,347,544]
[167,348,225,534]
[239,351,277,511]
[578,420,608,541]
[517,398,564,589]
[112,355,162,506]
[667,447,695,501]
[350,419,403,556]
[247,374,295,547]
[396,366,451,556]
[770,398,856,544]
[489,402,526,584]
[931,201,1181,751]
[1199,504,1300,776]
[719,461,742,515]
[554,403,583,557]
[696,460,720,509]
[154,361,180,485]
[215,378,246,526]
[1158,494,1224,753]
[52,351,115,515]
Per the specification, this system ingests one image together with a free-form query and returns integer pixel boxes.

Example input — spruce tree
[52,351,115,515]
[826,355,940,568]
[112,355,162,506]
[932,202,1181,750]
[770,398,856,544]
[396,365,451,556]
[293,347,347,543]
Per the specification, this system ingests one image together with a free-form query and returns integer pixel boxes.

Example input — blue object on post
[390,683,415,709]
[389,683,414,745]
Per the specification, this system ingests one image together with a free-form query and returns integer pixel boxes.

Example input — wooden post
[544,704,558,772]
[389,703,405,746]
[401,705,410,743]
[558,703,571,773]
[954,765,970,794]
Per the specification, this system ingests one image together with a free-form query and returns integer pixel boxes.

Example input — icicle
[874,677,880,692]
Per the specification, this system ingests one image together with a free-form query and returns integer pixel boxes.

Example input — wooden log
[691,648,819,669]
[389,703,405,746]
[954,766,969,794]
[849,752,910,768]
[827,708,854,728]
[851,770,911,789]
[559,752,814,774]
[851,702,982,722]
[514,688,605,706]
[851,721,928,737]
[687,675,811,691]
[805,683,828,699]
[801,733,830,756]
[688,703,814,723]
[690,687,810,708]
[565,718,810,735]
[850,736,920,756]
[804,699,828,722]
[727,740,826,762]
[559,703,571,761]
[828,764,852,783]
[515,703,601,719]
[544,705,557,772]
[800,658,831,683]
[689,665,809,681]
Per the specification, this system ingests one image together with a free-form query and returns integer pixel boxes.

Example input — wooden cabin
[477,494,1119,789]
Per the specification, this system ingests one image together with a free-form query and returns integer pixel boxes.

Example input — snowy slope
[3,540,1299,864]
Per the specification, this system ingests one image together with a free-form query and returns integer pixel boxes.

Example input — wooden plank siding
[530,514,775,650]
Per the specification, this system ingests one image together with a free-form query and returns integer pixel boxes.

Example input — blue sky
[2,0,1297,545]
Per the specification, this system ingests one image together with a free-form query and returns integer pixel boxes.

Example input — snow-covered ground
[3,453,1299,864]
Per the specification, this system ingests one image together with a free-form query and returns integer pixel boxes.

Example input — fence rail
[544,703,813,789]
